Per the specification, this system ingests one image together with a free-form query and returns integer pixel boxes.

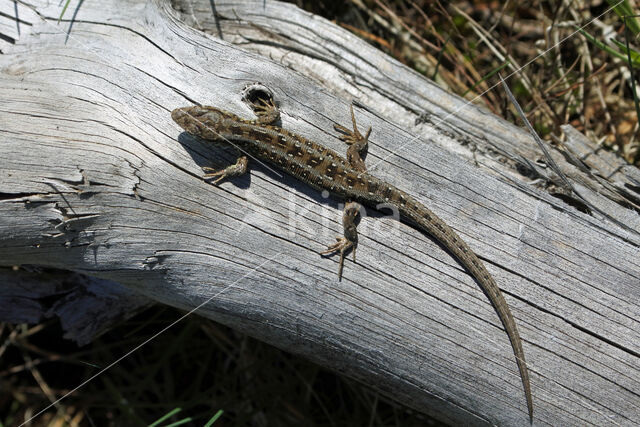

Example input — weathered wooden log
[1,0,638,425]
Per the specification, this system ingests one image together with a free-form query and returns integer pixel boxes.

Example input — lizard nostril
[171,108,187,125]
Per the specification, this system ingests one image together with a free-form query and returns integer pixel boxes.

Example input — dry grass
[293,0,640,164]
[1,305,437,426]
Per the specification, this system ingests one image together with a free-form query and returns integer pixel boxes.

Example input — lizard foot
[334,104,371,148]
[203,156,248,185]
[334,105,370,172]
[253,98,280,125]
[320,201,361,280]
[320,236,356,281]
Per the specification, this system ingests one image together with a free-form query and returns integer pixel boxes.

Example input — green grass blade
[58,0,72,22]
[611,38,640,64]
[162,419,193,427]
[606,0,640,34]
[203,410,224,427]
[577,27,640,65]
[148,408,183,427]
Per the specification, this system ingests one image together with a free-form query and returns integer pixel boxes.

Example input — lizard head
[171,106,235,140]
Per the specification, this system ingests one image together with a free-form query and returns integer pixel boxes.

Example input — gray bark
[1,0,639,425]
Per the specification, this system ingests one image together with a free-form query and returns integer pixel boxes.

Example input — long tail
[399,198,533,422]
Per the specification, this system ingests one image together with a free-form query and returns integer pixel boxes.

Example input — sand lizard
[171,99,533,421]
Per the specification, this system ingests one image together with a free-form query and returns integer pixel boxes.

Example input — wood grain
[0,0,638,425]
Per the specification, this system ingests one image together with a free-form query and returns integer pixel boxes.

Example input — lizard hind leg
[320,201,362,280]
[203,155,249,185]
[334,104,371,172]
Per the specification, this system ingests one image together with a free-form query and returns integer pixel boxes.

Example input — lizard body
[171,102,533,421]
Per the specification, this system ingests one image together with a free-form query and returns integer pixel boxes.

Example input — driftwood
[1,0,639,425]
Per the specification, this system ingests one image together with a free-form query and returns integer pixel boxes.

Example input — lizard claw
[253,98,280,125]
[203,167,230,185]
[203,156,248,185]
[320,201,361,280]
[333,104,371,146]
[333,105,369,173]
[320,236,356,281]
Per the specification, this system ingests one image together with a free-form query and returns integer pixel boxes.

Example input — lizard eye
[202,110,224,125]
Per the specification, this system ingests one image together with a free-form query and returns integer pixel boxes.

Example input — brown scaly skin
[171,101,533,422]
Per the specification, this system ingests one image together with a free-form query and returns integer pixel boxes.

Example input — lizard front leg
[321,201,361,280]
[204,97,278,185]
[203,155,248,185]
[252,97,281,126]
